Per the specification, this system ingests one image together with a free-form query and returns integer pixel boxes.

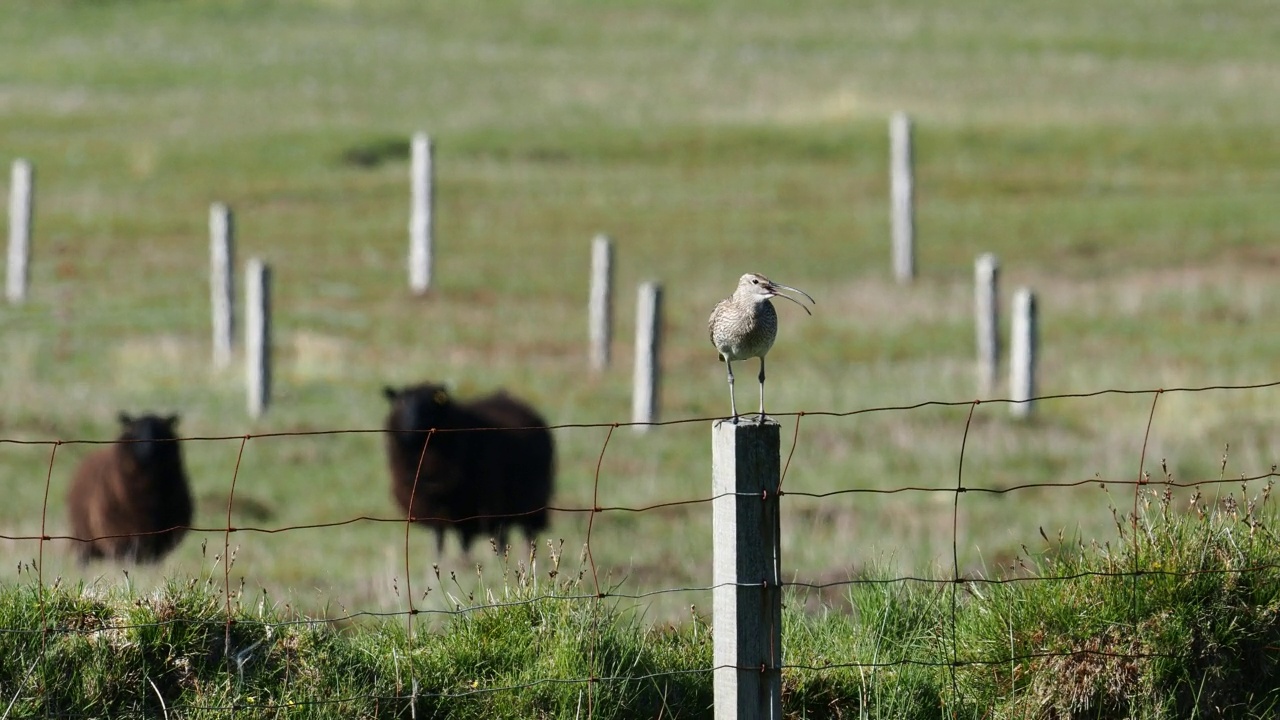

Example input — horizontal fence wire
[1,380,1277,717]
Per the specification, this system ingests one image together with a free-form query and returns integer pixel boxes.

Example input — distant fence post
[712,420,782,720]
[588,234,614,371]
[6,159,34,304]
[631,281,662,431]
[974,253,999,397]
[246,259,272,418]
[889,112,915,283]
[408,132,435,295]
[1010,288,1037,418]
[210,203,235,370]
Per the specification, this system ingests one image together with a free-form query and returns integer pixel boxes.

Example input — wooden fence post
[588,234,614,371]
[889,112,915,283]
[1010,288,1037,418]
[408,132,434,295]
[631,281,662,431]
[712,420,783,720]
[974,253,999,397]
[6,159,34,304]
[246,259,272,418]
[210,203,235,370]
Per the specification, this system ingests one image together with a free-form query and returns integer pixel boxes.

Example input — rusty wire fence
[2,380,1279,716]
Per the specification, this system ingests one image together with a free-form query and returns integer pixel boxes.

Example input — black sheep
[382,382,554,552]
[66,412,194,563]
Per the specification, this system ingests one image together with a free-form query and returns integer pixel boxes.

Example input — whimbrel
[708,273,815,422]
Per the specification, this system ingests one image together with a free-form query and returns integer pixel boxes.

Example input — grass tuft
[954,478,1280,718]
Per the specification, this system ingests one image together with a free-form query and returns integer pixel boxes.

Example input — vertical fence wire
[949,401,979,711]
[1133,390,1163,628]
[223,434,250,681]
[36,440,59,701]
[585,422,617,720]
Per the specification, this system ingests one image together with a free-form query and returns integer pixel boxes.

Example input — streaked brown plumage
[708,273,814,421]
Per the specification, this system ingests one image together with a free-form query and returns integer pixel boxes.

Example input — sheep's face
[383,384,452,447]
[117,412,181,466]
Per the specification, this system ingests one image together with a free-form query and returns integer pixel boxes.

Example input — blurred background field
[1,0,1278,622]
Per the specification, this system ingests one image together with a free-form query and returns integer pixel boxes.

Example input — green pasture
[1,0,1278,623]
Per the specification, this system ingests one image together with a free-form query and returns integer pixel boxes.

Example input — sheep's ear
[383,386,399,401]
[164,414,179,430]
[118,412,133,426]
[433,389,449,406]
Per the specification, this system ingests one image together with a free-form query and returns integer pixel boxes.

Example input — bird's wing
[707,302,723,342]
[709,300,731,360]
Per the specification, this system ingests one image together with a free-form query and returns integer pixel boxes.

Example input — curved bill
[765,281,816,315]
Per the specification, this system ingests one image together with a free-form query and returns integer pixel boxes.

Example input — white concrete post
[588,234,614,371]
[1010,288,1037,419]
[712,420,782,720]
[210,203,235,370]
[6,159,34,304]
[974,253,999,397]
[246,259,272,418]
[631,281,662,431]
[409,132,434,295]
[889,112,915,283]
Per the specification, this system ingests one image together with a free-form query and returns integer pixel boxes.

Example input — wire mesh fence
[2,380,1277,716]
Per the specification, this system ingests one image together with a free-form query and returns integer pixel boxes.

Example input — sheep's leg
[124,537,141,564]
[434,528,446,555]
[519,522,539,553]
[78,541,102,566]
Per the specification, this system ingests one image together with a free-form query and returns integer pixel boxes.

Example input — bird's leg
[757,357,767,421]
[726,359,738,421]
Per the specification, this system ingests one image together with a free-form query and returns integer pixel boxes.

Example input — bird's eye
[752,279,759,284]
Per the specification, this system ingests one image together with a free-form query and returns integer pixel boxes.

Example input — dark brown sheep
[382,382,554,553]
[66,413,194,563]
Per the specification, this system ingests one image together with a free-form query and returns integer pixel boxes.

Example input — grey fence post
[1010,288,1037,418]
[631,281,662,431]
[974,253,999,397]
[246,259,272,418]
[210,203,235,370]
[588,234,614,371]
[889,112,915,283]
[409,132,434,295]
[712,420,783,720]
[6,159,34,304]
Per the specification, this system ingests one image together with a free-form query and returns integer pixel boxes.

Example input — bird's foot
[714,413,777,427]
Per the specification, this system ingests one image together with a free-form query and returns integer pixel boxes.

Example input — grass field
[2,0,1279,626]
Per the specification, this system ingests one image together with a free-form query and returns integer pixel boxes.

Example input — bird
[708,273,815,422]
